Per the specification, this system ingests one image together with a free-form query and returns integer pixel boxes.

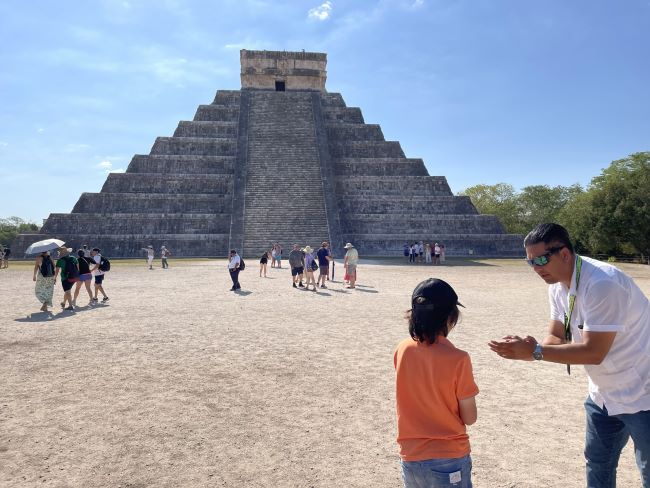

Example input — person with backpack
[33,251,56,312]
[73,249,95,307]
[90,247,109,304]
[54,247,79,311]
[302,246,318,291]
[161,246,171,269]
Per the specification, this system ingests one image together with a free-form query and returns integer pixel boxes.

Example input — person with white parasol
[25,239,64,312]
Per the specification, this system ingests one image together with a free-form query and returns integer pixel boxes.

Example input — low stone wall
[126,155,234,175]
[101,174,233,194]
[193,105,240,122]
[150,137,237,156]
[173,121,238,139]
[72,193,232,214]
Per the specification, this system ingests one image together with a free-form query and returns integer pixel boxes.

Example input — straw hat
[344,242,354,249]
[303,245,313,253]
[58,247,72,255]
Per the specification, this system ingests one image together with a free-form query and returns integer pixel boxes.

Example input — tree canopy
[461,152,650,258]
[0,217,39,246]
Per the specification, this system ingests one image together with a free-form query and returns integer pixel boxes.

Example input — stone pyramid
[14,50,523,258]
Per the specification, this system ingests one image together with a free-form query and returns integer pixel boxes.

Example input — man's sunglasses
[526,246,565,267]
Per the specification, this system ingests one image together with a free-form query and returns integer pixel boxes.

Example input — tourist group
[404,241,446,264]
[227,241,359,292]
[33,245,109,312]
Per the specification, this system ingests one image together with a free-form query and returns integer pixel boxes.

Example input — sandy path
[1,258,647,487]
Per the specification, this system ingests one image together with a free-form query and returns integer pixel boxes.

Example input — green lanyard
[563,255,582,375]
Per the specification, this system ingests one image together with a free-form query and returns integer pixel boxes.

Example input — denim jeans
[584,396,650,487]
[401,455,472,488]
[229,268,240,289]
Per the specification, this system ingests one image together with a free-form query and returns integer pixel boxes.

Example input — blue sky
[1,0,649,223]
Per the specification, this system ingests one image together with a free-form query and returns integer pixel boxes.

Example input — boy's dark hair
[77,249,85,257]
[523,223,574,254]
[406,278,463,344]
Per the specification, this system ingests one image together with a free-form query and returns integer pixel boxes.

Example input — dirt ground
[1,257,647,487]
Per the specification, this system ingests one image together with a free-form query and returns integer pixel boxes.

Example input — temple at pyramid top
[240,50,327,91]
[13,49,523,258]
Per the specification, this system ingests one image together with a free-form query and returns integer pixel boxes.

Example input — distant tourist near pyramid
[14,50,523,258]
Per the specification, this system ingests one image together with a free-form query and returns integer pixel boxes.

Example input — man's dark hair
[523,223,574,254]
[230,249,236,254]
[406,301,460,345]
[92,248,100,252]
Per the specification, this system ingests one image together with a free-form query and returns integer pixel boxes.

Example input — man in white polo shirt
[489,223,649,488]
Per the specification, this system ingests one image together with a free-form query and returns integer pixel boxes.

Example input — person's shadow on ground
[355,288,379,293]
[234,290,253,296]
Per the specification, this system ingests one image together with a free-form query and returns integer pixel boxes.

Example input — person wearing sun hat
[394,278,478,487]
[343,242,359,289]
[142,245,155,270]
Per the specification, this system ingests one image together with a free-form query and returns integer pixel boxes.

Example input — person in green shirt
[54,247,79,311]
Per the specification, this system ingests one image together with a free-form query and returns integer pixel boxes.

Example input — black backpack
[40,256,55,277]
[64,256,80,280]
[310,259,318,272]
[239,258,245,271]
[99,256,111,272]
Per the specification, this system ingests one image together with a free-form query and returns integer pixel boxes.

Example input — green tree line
[0,217,39,246]
[460,152,650,259]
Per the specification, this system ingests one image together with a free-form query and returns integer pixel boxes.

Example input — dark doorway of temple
[275,81,285,91]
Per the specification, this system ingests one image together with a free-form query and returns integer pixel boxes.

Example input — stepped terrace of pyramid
[14,49,523,258]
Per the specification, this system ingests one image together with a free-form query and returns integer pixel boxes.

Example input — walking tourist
[72,249,94,307]
[403,242,410,260]
[343,243,359,289]
[289,244,304,288]
[274,243,283,268]
[143,245,154,269]
[90,248,109,303]
[395,278,477,488]
[2,245,10,268]
[161,246,171,269]
[54,247,79,311]
[488,223,650,487]
[409,243,417,264]
[417,241,424,263]
[271,246,277,268]
[259,250,270,277]
[440,243,446,263]
[228,249,241,291]
[433,242,441,265]
[317,241,332,289]
[82,244,91,258]
[424,243,432,264]
[33,251,56,312]
[303,246,318,291]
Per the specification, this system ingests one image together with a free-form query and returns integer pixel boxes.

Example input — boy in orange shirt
[394,278,479,487]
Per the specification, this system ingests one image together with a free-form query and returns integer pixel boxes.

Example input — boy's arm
[458,396,477,425]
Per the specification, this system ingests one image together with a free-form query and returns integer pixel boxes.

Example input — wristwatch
[533,343,543,361]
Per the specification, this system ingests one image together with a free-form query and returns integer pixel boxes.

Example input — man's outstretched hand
[488,335,537,361]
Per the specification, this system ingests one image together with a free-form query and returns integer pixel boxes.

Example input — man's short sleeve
[582,280,628,332]
[549,286,564,322]
[456,353,479,400]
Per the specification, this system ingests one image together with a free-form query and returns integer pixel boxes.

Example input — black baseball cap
[411,278,465,312]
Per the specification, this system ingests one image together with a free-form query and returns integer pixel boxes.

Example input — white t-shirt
[548,255,650,415]
[228,255,241,269]
[93,254,104,276]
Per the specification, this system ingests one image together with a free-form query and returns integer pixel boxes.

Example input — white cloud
[412,0,424,7]
[108,168,125,173]
[37,128,45,133]
[308,1,333,21]
[97,161,113,169]
[0,141,8,147]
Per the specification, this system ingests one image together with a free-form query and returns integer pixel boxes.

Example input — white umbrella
[24,238,65,255]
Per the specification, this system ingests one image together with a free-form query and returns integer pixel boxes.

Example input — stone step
[328,140,405,159]
[320,92,346,107]
[335,176,452,196]
[13,233,231,258]
[42,213,231,235]
[102,173,233,194]
[193,105,240,122]
[127,154,235,174]
[321,107,364,124]
[337,195,477,214]
[173,121,238,138]
[339,214,506,234]
[212,90,241,105]
[150,137,237,156]
[326,124,384,141]
[72,192,233,214]
[339,234,524,257]
[333,158,427,176]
